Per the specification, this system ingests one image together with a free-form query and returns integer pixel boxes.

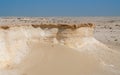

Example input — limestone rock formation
[0,21,120,75]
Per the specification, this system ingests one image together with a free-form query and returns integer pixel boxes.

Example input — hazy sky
[0,0,120,16]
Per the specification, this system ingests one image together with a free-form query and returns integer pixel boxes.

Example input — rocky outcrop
[0,23,95,43]
[0,23,94,68]
[0,22,120,75]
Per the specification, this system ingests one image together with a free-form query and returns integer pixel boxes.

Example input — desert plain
[0,17,120,75]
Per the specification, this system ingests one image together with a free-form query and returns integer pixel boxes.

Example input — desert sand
[0,17,120,75]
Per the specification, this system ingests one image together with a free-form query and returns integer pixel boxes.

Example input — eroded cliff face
[0,23,94,68]
[0,23,120,75]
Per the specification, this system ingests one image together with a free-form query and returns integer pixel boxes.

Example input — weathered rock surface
[0,17,120,75]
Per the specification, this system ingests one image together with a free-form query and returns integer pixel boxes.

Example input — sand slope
[0,38,120,75]
[1,41,118,75]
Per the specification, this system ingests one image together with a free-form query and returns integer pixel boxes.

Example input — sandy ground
[2,42,120,75]
[16,42,119,75]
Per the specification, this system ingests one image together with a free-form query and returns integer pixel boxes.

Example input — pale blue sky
[0,0,120,16]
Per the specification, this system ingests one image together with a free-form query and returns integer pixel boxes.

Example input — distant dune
[0,17,120,75]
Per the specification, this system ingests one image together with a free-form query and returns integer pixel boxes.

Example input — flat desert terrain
[0,17,120,75]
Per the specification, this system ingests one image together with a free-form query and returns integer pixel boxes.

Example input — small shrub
[114,39,118,41]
